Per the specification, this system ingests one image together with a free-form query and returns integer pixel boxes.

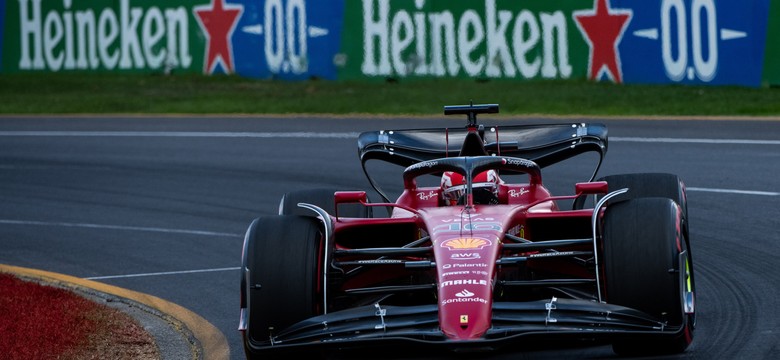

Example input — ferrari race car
[239,103,696,358]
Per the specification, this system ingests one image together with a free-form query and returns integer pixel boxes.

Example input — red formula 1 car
[239,104,696,358]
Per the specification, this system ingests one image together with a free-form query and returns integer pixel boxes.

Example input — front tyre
[603,197,695,355]
[241,215,323,359]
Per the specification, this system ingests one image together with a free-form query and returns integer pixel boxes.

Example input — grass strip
[1,72,779,116]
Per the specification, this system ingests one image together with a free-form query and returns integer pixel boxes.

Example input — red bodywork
[330,163,605,343]
[239,104,693,357]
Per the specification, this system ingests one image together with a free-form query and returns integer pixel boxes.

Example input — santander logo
[456,289,475,298]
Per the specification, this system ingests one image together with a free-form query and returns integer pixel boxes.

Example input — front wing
[243,298,686,353]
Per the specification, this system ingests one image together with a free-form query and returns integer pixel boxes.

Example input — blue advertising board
[614,0,769,87]
[227,0,345,80]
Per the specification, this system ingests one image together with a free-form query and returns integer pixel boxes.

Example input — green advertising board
[339,0,591,82]
[3,0,205,73]
[763,1,780,85]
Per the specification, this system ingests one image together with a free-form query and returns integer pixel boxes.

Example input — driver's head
[441,170,500,205]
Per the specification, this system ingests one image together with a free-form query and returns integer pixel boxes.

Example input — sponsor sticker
[406,160,438,171]
[416,190,438,201]
[508,225,524,237]
[442,263,489,269]
[440,279,489,288]
[441,237,491,250]
[433,222,502,234]
[442,270,488,277]
[508,188,529,197]
[356,259,404,264]
[442,296,488,306]
[450,252,480,261]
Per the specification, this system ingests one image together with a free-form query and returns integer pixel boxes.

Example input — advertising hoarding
[0,0,774,87]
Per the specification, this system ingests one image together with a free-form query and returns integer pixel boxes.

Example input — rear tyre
[279,188,372,218]
[242,215,323,358]
[603,198,695,355]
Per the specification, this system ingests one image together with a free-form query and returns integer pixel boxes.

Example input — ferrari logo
[460,315,468,324]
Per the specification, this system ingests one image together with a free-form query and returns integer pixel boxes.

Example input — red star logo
[194,0,243,74]
[573,0,632,83]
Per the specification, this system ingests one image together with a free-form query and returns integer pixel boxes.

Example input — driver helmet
[441,170,501,205]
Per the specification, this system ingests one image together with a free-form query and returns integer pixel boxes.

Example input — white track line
[0,219,241,237]
[611,137,780,145]
[686,187,778,196]
[0,219,243,280]
[1,131,779,144]
[0,131,360,138]
[85,267,241,280]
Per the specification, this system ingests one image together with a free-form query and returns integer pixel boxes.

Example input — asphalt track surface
[0,115,779,360]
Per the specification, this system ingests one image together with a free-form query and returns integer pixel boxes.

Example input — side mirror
[334,191,367,204]
[575,181,608,195]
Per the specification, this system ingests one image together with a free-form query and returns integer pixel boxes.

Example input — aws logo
[451,253,480,261]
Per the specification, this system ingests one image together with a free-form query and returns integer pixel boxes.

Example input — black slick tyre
[242,215,322,358]
[603,197,695,355]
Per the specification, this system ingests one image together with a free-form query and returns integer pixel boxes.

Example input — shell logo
[442,237,491,250]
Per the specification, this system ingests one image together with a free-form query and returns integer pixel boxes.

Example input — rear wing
[358,122,608,168]
[358,122,608,203]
